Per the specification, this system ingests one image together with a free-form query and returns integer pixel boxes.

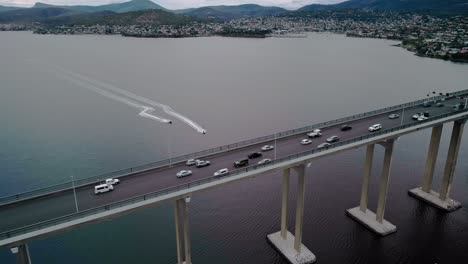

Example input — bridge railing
[1,106,467,242]
[0,90,466,206]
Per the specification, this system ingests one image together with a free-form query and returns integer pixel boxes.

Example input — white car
[388,114,399,119]
[307,129,322,138]
[368,124,382,132]
[412,113,423,120]
[258,158,272,165]
[301,139,312,145]
[196,160,211,168]
[214,168,228,177]
[105,178,120,185]
[94,183,114,195]
[176,170,192,178]
[417,116,429,121]
[317,142,331,149]
[261,145,274,151]
[186,159,199,166]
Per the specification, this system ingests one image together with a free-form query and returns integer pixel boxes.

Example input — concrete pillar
[174,200,183,264]
[440,120,465,201]
[294,165,306,252]
[183,197,192,264]
[10,244,31,264]
[422,125,443,192]
[376,140,394,223]
[280,168,290,240]
[359,144,375,212]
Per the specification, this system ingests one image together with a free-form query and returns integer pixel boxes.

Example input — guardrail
[0,89,467,206]
[1,106,467,241]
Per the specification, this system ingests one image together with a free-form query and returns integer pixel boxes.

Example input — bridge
[1,90,468,264]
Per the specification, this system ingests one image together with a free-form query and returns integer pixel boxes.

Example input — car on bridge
[248,152,263,159]
[176,170,192,178]
[423,101,432,107]
[417,115,429,121]
[105,178,120,185]
[258,158,272,165]
[412,113,423,120]
[368,124,382,132]
[301,139,312,145]
[317,142,331,149]
[307,129,322,138]
[94,184,114,195]
[341,125,352,131]
[388,114,399,119]
[196,160,211,168]
[261,145,274,151]
[186,159,200,166]
[214,168,228,177]
[326,136,339,143]
[234,159,249,168]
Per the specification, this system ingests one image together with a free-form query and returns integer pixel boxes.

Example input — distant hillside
[0,7,77,24]
[43,9,193,26]
[298,0,468,14]
[34,0,166,14]
[183,4,288,20]
[0,5,23,12]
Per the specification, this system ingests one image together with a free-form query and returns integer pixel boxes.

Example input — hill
[0,5,23,12]
[43,9,193,26]
[33,0,166,13]
[0,7,77,24]
[298,0,468,14]
[183,4,288,20]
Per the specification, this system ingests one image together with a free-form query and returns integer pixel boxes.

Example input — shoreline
[1,29,467,64]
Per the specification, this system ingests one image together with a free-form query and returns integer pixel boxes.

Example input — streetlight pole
[400,107,405,126]
[274,132,277,160]
[71,175,79,213]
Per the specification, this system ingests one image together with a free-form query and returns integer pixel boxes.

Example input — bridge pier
[409,120,465,211]
[10,244,32,264]
[347,140,397,236]
[175,197,192,264]
[267,165,316,264]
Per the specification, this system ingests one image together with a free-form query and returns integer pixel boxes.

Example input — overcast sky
[0,0,346,10]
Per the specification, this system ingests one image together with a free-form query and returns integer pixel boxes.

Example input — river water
[1,31,467,264]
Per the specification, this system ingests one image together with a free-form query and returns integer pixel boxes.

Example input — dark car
[341,125,352,131]
[423,111,430,117]
[248,152,262,159]
[234,159,249,168]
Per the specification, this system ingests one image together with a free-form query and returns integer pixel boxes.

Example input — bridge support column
[10,244,31,264]
[409,120,465,211]
[347,140,397,236]
[174,197,192,264]
[267,165,316,264]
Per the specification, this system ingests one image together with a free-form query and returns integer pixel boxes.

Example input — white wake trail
[53,69,172,124]
[54,66,206,134]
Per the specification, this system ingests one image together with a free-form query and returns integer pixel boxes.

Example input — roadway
[0,95,466,236]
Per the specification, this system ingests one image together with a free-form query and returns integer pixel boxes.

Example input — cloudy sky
[0,0,346,10]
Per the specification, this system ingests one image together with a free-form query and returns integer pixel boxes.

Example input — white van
[94,183,114,195]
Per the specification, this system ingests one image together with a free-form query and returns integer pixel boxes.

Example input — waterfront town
[1,10,467,62]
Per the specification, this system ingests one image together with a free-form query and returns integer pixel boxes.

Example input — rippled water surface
[1,31,468,264]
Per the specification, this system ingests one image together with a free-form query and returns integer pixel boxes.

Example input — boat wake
[50,65,206,134]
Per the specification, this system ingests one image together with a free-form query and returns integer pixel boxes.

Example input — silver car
[261,145,274,151]
[326,136,339,143]
[214,168,228,177]
[317,142,331,149]
[176,170,192,178]
[258,158,272,165]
